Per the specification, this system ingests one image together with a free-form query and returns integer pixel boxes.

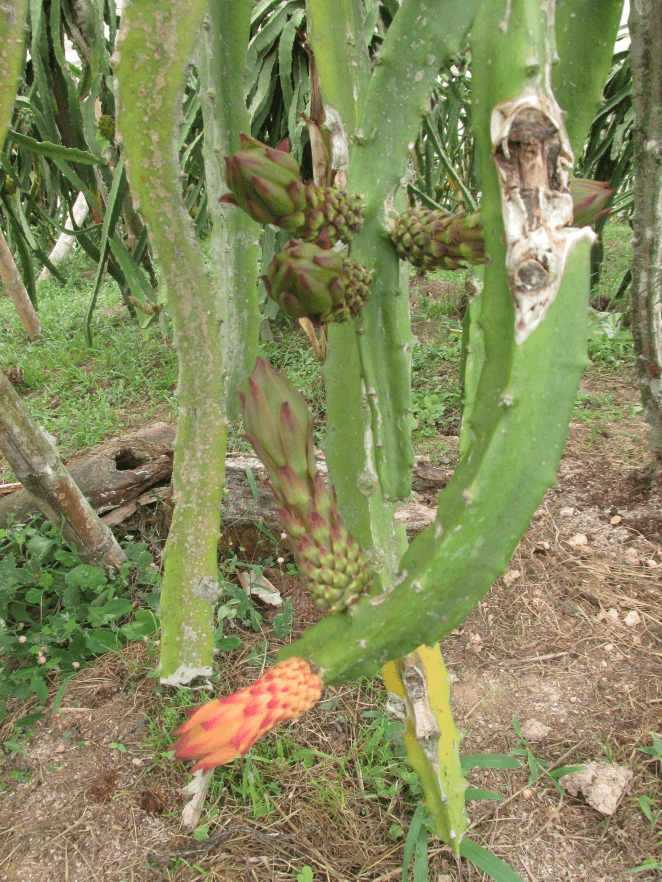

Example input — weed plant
[0,518,160,720]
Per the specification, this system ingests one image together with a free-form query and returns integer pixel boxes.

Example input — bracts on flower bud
[263,240,373,324]
[240,359,374,613]
[392,208,485,270]
[220,135,364,247]
[172,657,323,771]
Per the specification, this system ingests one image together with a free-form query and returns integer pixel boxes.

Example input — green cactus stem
[116,0,229,684]
[196,4,260,420]
[553,0,626,160]
[306,0,482,849]
[0,1,28,150]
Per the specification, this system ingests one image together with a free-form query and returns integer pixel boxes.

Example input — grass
[592,218,633,312]
[0,247,178,481]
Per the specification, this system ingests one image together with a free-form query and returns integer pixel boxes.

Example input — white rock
[624,610,642,627]
[502,569,522,585]
[559,507,575,516]
[520,718,552,741]
[560,762,633,815]
[568,533,588,547]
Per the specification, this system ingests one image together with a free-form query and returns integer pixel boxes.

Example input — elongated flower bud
[220,134,308,228]
[240,359,374,612]
[263,240,373,324]
[172,657,323,771]
[239,358,315,492]
[568,178,614,228]
[220,135,364,246]
[393,208,485,270]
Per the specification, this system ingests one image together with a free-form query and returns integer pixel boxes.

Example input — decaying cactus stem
[491,92,596,343]
[383,646,467,853]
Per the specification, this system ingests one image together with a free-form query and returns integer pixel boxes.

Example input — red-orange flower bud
[172,657,323,772]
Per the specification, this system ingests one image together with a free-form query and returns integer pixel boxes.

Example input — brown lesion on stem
[491,93,594,343]
[495,106,564,230]
[398,652,440,755]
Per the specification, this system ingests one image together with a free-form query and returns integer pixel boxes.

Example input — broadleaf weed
[0,518,161,718]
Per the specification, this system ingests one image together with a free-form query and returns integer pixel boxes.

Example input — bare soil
[1,366,661,882]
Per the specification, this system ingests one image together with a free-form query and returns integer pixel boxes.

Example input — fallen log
[0,423,452,536]
[0,423,175,527]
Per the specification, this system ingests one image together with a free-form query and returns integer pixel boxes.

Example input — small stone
[520,719,552,741]
[522,788,533,799]
[606,608,620,622]
[559,507,574,516]
[560,761,633,815]
[503,569,522,585]
[645,559,659,568]
[568,533,588,547]
[623,610,641,627]
[610,515,622,525]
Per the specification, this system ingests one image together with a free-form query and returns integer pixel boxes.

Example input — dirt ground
[1,366,661,882]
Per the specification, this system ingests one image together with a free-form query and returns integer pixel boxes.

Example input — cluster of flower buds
[173,657,323,771]
[262,240,373,324]
[392,178,613,271]
[240,359,373,613]
[220,134,364,249]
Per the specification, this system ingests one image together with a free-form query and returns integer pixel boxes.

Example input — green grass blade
[460,837,526,882]
[461,754,523,772]
[401,803,426,882]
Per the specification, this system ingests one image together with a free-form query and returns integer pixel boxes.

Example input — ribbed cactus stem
[116,0,228,684]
